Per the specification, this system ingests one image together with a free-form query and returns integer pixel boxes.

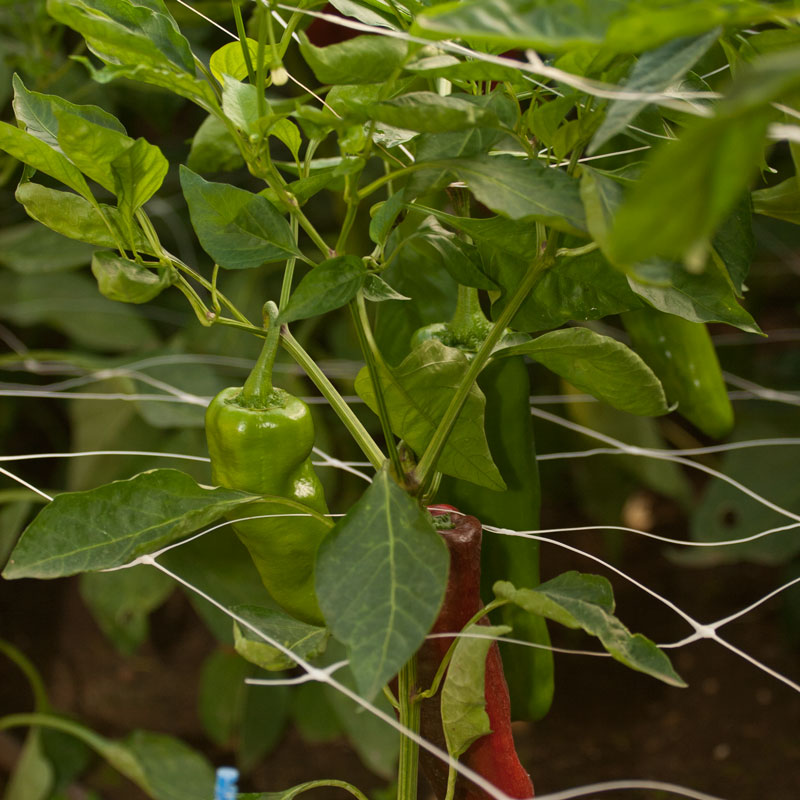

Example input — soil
[1,518,799,800]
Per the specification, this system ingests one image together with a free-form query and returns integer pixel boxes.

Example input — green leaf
[2,469,261,579]
[233,604,329,671]
[441,155,586,233]
[198,649,251,746]
[79,565,174,655]
[222,77,263,136]
[497,328,669,416]
[71,55,217,108]
[355,339,506,489]
[681,408,800,566]
[187,114,245,173]
[210,38,258,83]
[3,731,53,800]
[369,189,406,246]
[590,30,720,153]
[91,251,172,304]
[490,247,643,332]
[55,109,135,193]
[418,206,539,261]
[279,255,366,323]
[0,222,96,273]
[752,177,800,225]
[441,623,510,759]
[400,216,497,291]
[367,91,501,133]
[120,730,215,800]
[362,274,410,303]
[0,121,92,198]
[315,469,449,700]
[111,136,169,218]
[12,72,126,150]
[404,53,519,82]
[495,573,686,687]
[0,271,159,352]
[47,0,196,74]
[159,525,278,645]
[270,118,302,161]
[15,182,155,253]
[627,263,761,334]
[180,166,301,269]
[712,193,755,296]
[299,32,409,85]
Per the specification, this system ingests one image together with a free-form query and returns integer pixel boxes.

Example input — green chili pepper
[205,302,330,625]
[412,287,555,721]
[621,308,733,439]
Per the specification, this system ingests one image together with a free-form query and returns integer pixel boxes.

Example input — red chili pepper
[417,509,534,800]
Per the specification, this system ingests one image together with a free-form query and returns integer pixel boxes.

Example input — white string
[722,371,800,407]
[530,406,800,523]
[535,779,726,800]
[0,466,53,502]
[505,520,800,549]
[0,450,210,464]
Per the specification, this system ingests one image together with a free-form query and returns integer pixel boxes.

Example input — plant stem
[449,285,491,345]
[414,253,554,494]
[279,216,300,310]
[255,2,268,119]
[350,293,405,481]
[232,1,256,83]
[396,656,420,800]
[357,163,428,201]
[241,302,281,406]
[0,640,48,711]
[281,329,386,469]
[0,713,110,755]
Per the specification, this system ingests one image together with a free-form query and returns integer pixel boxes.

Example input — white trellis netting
[1,329,799,799]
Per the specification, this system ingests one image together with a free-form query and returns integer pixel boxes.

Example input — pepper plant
[1,0,799,798]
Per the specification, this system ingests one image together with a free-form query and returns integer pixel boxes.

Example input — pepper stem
[241,301,281,408]
[448,285,491,349]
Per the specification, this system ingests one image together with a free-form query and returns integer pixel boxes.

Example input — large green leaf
[495,573,686,686]
[279,256,367,323]
[46,0,196,74]
[0,121,93,198]
[15,182,155,253]
[0,222,96,273]
[209,38,258,83]
[355,339,506,490]
[187,114,245,173]
[438,155,586,234]
[315,469,449,700]
[180,167,301,269]
[2,469,261,579]
[159,525,277,645]
[79,566,174,654]
[395,216,497,291]
[440,623,510,759]
[299,32,409,84]
[0,271,159,352]
[490,247,643,332]
[496,327,669,416]
[232,604,329,671]
[12,72,126,149]
[752,177,800,225]
[365,91,501,133]
[91,251,172,304]
[111,136,170,218]
[590,29,720,152]
[413,0,790,54]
